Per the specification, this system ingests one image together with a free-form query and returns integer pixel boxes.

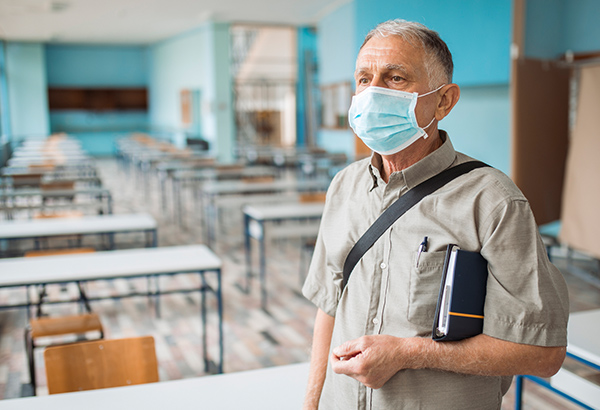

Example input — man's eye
[358,78,369,84]
[391,76,404,82]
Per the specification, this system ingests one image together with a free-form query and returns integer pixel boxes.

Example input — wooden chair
[26,313,104,395]
[24,247,100,395]
[44,336,159,394]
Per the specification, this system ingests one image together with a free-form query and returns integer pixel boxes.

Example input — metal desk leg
[107,193,113,214]
[146,229,158,248]
[152,276,161,318]
[259,221,267,310]
[174,177,182,225]
[514,375,523,410]
[206,197,216,247]
[200,271,208,372]
[244,213,252,293]
[217,268,223,374]
[160,170,167,213]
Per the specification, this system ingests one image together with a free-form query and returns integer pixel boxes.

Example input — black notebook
[432,244,489,342]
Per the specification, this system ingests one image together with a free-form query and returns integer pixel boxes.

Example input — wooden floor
[0,158,598,409]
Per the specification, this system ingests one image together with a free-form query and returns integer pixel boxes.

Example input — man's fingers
[332,340,362,358]
[331,352,358,374]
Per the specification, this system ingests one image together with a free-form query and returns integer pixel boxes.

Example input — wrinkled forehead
[355,35,426,75]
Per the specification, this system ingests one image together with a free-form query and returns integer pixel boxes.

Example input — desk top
[244,202,325,221]
[0,213,155,239]
[0,245,221,287]
[0,186,109,199]
[567,309,600,365]
[201,178,330,195]
[0,362,308,410]
[173,166,277,181]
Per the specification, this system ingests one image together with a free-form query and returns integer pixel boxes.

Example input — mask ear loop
[417,84,446,138]
[417,84,446,98]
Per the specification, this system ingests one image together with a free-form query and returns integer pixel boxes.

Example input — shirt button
[372,318,380,325]
[380,262,387,269]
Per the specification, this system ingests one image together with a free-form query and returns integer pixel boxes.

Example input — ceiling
[0,0,347,44]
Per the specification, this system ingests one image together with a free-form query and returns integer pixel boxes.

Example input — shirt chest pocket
[407,250,446,332]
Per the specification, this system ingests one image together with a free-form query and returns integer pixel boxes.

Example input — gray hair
[361,19,453,88]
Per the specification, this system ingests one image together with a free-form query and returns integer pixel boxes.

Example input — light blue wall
[46,45,148,87]
[354,0,512,86]
[524,0,566,58]
[148,22,235,161]
[0,42,11,139]
[440,85,510,173]
[316,1,356,160]
[297,26,318,146]
[44,44,150,156]
[5,42,50,140]
[206,22,235,163]
[564,0,600,52]
[525,0,600,58]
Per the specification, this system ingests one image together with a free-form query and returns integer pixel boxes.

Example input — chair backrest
[24,247,94,258]
[44,336,159,394]
[242,175,275,183]
[32,210,84,219]
[40,180,75,191]
[11,173,43,188]
[299,192,327,203]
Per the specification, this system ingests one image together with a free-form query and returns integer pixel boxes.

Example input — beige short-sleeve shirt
[302,132,569,410]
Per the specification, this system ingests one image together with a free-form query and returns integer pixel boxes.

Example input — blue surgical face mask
[348,85,444,155]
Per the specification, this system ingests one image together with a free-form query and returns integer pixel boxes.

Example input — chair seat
[30,313,103,338]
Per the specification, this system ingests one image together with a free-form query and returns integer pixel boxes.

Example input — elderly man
[302,20,569,409]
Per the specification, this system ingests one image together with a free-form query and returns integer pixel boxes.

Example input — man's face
[354,35,438,127]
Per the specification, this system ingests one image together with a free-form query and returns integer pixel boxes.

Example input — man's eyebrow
[354,67,370,77]
[384,63,408,73]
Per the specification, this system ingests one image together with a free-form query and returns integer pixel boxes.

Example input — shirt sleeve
[480,198,569,347]
[302,227,342,317]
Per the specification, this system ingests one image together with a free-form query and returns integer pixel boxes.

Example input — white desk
[0,245,223,373]
[515,309,600,409]
[243,202,324,309]
[172,166,278,225]
[0,186,111,217]
[0,362,308,409]
[0,213,156,252]
[7,157,91,167]
[201,178,329,245]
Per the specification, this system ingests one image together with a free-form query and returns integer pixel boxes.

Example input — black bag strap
[341,160,489,291]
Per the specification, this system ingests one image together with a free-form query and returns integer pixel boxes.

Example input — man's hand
[331,335,412,389]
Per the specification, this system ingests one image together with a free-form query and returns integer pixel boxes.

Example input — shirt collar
[368,131,457,190]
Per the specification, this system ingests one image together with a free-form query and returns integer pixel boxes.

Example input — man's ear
[435,83,460,121]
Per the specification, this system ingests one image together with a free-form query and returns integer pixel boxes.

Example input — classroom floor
[0,157,598,409]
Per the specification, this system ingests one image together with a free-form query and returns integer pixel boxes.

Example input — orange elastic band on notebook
[449,312,484,319]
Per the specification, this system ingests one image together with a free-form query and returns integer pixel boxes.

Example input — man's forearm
[304,309,335,409]
[408,334,566,377]
[331,333,566,389]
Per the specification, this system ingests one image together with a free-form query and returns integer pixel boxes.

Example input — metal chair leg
[24,326,36,396]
